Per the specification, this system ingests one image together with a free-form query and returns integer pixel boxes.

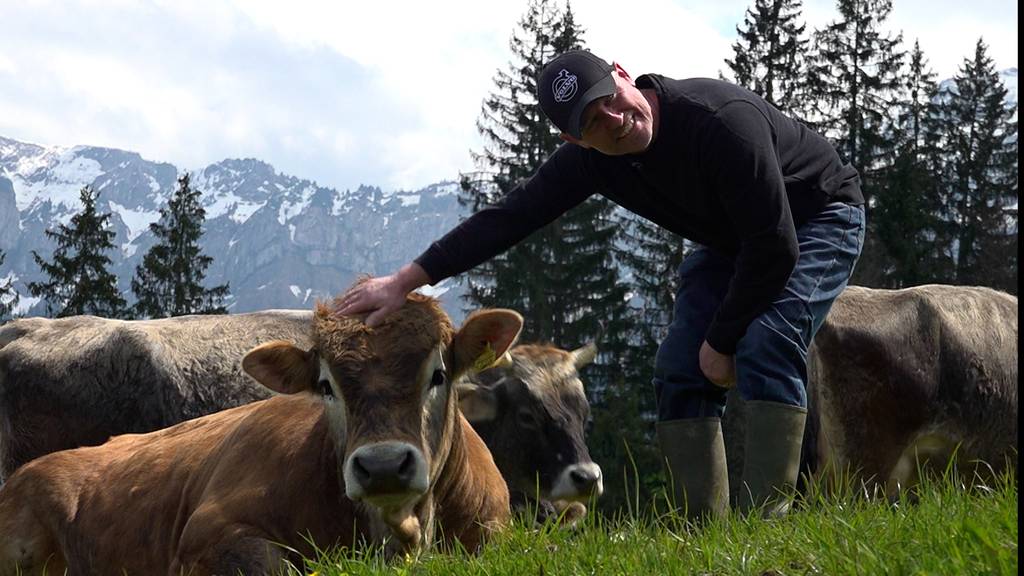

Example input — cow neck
[431,412,507,550]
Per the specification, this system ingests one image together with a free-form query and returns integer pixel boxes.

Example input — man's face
[563,63,656,155]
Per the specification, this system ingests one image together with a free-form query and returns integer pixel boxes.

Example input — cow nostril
[570,468,598,488]
[397,450,415,481]
[352,455,371,484]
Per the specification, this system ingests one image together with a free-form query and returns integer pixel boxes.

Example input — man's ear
[456,381,499,423]
[242,340,318,395]
[612,61,632,82]
[450,309,523,380]
[560,133,590,148]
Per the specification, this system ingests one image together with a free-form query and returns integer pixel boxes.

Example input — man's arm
[703,101,800,356]
[336,145,594,325]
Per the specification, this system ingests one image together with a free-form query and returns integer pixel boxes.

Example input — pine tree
[28,186,127,318]
[805,0,905,211]
[724,0,810,115]
[934,39,1018,292]
[460,0,627,346]
[871,40,947,287]
[132,173,230,318]
[0,249,19,320]
[460,0,649,514]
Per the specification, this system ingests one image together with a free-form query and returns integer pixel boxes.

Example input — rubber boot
[656,418,729,521]
[737,400,807,516]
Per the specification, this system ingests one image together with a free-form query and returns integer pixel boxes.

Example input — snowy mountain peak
[0,135,469,320]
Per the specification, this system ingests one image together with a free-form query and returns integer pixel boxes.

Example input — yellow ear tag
[473,341,497,372]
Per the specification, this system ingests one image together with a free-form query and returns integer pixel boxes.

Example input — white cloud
[0,0,1016,193]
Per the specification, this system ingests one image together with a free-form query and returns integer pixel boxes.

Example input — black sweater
[416,74,863,354]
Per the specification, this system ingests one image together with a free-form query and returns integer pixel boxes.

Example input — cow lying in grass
[0,296,521,575]
[459,342,603,523]
[0,310,606,523]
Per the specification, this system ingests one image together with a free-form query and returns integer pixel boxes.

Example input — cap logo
[552,69,578,103]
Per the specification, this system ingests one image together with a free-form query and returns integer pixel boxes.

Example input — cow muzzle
[550,462,604,501]
[344,441,429,505]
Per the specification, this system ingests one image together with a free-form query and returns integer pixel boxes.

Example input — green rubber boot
[737,400,807,516]
[656,418,730,521]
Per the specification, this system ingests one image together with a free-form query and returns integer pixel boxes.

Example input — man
[337,50,864,520]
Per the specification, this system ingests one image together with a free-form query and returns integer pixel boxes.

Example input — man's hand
[699,340,736,388]
[333,263,430,327]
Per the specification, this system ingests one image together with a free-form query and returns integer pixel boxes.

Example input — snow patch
[10,294,41,316]
[289,284,313,304]
[399,194,421,206]
[13,150,103,212]
[204,189,265,224]
[109,200,161,242]
[122,243,138,258]
[277,186,316,225]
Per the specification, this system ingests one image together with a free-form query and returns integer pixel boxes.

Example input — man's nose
[594,103,622,125]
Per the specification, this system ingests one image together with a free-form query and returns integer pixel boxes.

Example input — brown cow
[0,313,605,516]
[458,342,603,517]
[804,284,1018,497]
[0,296,521,575]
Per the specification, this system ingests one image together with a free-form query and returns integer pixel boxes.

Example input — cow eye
[430,369,447,388]
[319,379,334,397]
[516,409,538,429]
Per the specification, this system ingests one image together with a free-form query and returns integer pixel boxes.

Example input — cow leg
[0,499,66,576]
[175,524,286,576]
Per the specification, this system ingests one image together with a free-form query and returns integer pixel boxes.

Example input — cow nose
[348,442,425,497]
[569,464,603,494]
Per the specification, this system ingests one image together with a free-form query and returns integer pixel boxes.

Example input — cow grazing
[0,297,521,575]
[458,343,603,516]
[805,284,1018,497]
[0,310,313,480]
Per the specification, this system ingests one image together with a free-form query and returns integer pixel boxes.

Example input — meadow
[289,470,1018,576]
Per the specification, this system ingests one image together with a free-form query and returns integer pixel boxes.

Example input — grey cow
[457,343,603,518]
[804,284,1018,497]
[0,310,312,480]
[721,284,1018,502]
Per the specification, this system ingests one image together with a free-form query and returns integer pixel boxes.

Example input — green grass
[287,472,1017,576]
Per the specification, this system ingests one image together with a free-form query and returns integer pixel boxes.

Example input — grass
[286,471,1017,576]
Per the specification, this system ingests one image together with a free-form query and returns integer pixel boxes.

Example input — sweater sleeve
[414,144,594,284]
[703,102,799,354]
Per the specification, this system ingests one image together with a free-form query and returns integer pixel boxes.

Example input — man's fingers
[365,307,389,328]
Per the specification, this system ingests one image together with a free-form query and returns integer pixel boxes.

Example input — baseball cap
[537,50,616,139]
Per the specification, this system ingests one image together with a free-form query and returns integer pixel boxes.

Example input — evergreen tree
[871,40,947,287]
[132,172,230,318]
[0,249,18,320]
[805,0,905,211]
[724,0,810,115]
[460,0,647,514]
[934,39,1018,292]
[28,186,127,318]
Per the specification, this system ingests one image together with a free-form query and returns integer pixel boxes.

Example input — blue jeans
[653,203,865,420]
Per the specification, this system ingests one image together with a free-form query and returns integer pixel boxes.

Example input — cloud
[0,0,1017,194]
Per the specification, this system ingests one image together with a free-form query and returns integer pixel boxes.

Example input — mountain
[0,136,470,320]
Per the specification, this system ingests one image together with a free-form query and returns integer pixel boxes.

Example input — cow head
[456,342,603,503]
[241,294,522,548]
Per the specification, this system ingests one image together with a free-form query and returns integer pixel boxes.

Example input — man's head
[538,50,657,155]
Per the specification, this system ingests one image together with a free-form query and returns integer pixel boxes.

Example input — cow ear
[242,340,318,395]
[451,309,523,379]
[456,382,499,422]
[571,342,598,369]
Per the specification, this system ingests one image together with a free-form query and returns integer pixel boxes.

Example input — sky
[0,0,1017,194]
